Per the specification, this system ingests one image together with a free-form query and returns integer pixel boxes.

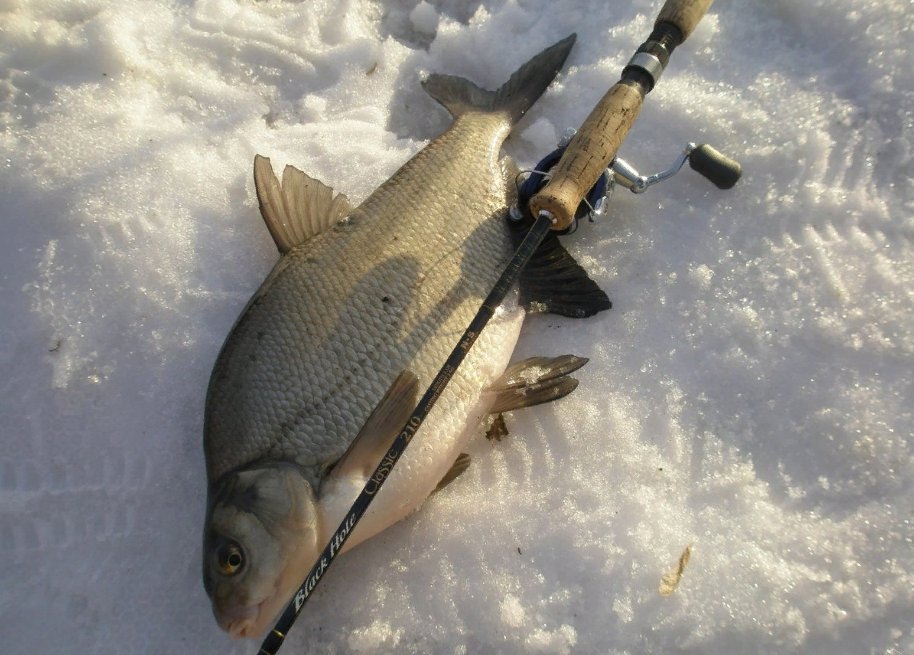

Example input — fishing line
[513,145,612,234]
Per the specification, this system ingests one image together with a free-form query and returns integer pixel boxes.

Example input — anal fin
[488,355,587,414]
[507,218,611,318]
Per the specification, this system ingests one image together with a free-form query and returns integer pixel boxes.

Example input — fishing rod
[259,1,736,652]
[527,0,737,230]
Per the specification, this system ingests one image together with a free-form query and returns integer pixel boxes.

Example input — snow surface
[2,0,913,653]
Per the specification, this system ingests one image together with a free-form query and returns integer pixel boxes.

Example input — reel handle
[529,0,715,230]
[689,144,742,189]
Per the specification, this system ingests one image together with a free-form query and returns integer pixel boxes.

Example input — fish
[201,33,610,639]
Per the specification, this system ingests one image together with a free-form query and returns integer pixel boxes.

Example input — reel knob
[687,144,742,189]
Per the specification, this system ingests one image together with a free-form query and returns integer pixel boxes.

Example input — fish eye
[215,541,245,576]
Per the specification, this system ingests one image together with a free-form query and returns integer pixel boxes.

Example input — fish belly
[318,294,525,551]
[204,112,520,490]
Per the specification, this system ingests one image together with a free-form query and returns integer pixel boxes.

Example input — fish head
[202,463,319,639]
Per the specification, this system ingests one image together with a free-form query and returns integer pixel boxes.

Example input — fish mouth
[218,601,264,639]
[219,591,293,639]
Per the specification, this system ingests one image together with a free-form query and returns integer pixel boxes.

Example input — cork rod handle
[656,0,714,40]
[528,83,643,230]
[529,0,714,230]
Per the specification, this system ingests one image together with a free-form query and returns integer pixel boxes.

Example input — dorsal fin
[253,154,351,254]
[324,370,419,484]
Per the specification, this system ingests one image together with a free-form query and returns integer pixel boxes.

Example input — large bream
[202,34,610,638]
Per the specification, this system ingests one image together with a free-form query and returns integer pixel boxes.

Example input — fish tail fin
[421,33,576,123]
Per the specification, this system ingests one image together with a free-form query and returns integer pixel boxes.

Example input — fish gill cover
[1,0,912,653]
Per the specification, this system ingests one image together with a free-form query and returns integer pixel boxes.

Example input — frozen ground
[2,0,912,653]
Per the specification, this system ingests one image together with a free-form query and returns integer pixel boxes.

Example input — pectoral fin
[488,355,588,413]
[326,370,419,481]
[434,454,471,493]
[253,154,351,254]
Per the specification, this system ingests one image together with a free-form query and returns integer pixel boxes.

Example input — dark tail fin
[421,34,576,123]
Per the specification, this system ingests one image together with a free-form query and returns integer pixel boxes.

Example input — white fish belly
[318,295,525,551]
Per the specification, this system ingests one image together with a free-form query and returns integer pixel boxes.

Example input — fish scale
[204,111,516,486]
[200,35,607,639]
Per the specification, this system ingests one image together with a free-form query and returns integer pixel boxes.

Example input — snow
[1,0,912,653]
[409,2,439,36]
